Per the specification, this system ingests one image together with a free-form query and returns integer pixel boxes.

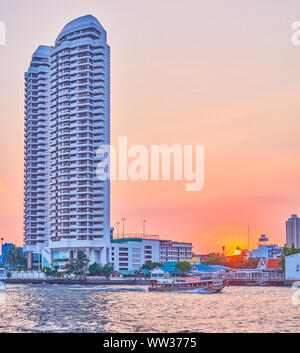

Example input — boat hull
[149,284,226,293]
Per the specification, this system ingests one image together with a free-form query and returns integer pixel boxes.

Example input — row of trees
[204,253,259,269]
[42,251,114,278]
[142,260,192,274]
[88,262,114,277]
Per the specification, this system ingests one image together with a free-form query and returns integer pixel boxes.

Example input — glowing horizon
[0,0,300,255]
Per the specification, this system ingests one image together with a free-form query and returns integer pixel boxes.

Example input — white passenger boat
[0,268,7,291]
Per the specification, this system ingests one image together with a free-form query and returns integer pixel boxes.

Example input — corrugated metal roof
[158,266,181,274]
[209,265,233,270]
[191,264,216,272]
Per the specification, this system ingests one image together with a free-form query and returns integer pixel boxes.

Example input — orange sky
[1,0,300,255]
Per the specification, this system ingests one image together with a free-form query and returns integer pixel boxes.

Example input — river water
[0,284,299,333]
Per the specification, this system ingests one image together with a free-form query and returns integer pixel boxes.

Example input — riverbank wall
[5,277,297,286]
[227,279,296,287]
[6,277,150,285]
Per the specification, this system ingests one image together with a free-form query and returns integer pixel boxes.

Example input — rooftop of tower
[32,45,51,58]
[55,15,106,45]
[27,45,50,71]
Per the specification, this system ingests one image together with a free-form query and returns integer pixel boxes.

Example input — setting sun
[234,248,242,256]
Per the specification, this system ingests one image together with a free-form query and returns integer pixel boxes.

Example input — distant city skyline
[1,0,300,255]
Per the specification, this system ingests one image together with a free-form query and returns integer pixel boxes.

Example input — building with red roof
[257,258,282,271]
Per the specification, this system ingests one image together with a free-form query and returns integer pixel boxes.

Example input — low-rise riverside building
[256,258,282,271]
[110,234,193,272]
[159,240,192,262]
[34,232,194,272]
[214,259,283,283]
[251,235,283,259]
[190,264,232,277]
[150,261,182,278]
[252,244,282,259]
[285,253,300,280]
[190,264,216,275]
[111,235,160,272]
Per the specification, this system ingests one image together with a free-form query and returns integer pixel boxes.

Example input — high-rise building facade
[286,214,300,248]
[24,15,111,269]
[24,46,51,269]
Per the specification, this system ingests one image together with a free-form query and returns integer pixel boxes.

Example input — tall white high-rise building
[286,214,300,248]
[24,15,111,269]
[24,46,51,269]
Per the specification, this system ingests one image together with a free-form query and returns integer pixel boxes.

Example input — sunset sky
[1,0,300,255]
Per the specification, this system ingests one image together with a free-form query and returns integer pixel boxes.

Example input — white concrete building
[285,253,300,280]
[252,245,282,259]
[111,238,160,272]
[24,15,111,270]
[286,214,300,248]
[159,240,192,262]
[24,46,51,269]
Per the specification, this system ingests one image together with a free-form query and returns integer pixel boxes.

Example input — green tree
[64,261,76,275]
[280,244,300,272]
[141,262,163,270]
[244,257,260,269]
[6,245,26,268]
[88,262,102,276]
[205,253,226,266]
[175,261,191,274]
[73,250,89,275]
[102,264,114,278]
[228,257,259,269]
[43,267,52,276]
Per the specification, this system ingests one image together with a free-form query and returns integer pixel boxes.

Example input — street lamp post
[142,220,146,238]
[121,218,126,238]
[116,222,120,237]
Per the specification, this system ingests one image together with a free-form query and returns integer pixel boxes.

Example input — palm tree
[74,250,89,275]
[6,245,26,268]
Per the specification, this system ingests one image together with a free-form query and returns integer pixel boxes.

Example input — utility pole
[0,238,4,256]
[222,246,225,257]
[121,218,126,238]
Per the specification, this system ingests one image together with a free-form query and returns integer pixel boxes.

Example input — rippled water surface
[0,284,299,332]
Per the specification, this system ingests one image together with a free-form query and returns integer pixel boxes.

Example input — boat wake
[176,288,219,294]
[68,286,147,293]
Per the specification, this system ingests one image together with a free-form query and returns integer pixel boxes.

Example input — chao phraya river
[0,284,299,332]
